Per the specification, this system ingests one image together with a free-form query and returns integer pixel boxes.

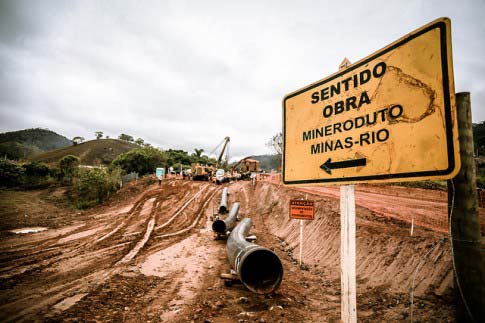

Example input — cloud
[1,0,484,161]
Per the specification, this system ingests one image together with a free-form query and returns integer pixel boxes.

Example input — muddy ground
[0,178,481,322]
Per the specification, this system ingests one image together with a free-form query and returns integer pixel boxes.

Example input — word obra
[310,62,387,119]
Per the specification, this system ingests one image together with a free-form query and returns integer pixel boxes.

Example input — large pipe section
[212,202,240,235]
[219,187,229,213]
[226,218,283,294]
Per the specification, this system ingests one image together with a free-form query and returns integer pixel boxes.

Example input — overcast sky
[1,0,484,161]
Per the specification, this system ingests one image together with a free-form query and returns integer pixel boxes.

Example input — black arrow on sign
[320,158,367,174]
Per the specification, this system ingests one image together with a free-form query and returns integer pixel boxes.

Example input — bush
[112,147,167,175]
[49,167,63,181]
[59,155,80,182]
[71,167,121,208]
[22,161,50,188]
[0,159,24,187]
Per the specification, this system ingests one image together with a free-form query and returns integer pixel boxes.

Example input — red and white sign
[289,200,315,220]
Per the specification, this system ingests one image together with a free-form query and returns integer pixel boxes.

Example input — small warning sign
[289,200,315,220]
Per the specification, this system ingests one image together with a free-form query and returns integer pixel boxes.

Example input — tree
[23,161,49,178]
[193,148,204,157]
[72,136,85,146]
[166,149,191,166]
[112,147,167,175]
[118,134,134,142]
[266,132,283,155]
[473,121,485,155]
[59,155,80,181]
[22,161,50,187]
[72,167,121,208]
[0,159,24,187]
[135,138,144,146]
[95,131,103,139]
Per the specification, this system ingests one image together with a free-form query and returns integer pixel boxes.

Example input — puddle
[9,227,48,234]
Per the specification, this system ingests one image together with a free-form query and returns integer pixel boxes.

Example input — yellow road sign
[282,18,459,186]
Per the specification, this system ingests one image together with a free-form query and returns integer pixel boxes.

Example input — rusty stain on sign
[282,18,459,186]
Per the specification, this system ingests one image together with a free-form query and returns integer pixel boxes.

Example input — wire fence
[121,172,138,185]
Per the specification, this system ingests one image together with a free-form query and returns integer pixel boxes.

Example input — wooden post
[448,92,483,322]
[340,185,357,323]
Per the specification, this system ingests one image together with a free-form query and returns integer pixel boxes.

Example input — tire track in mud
[155,188,219,239]
[0,194,151,280]
[0,180,221,322]
[154,183,210,232]
[0,181,190,281]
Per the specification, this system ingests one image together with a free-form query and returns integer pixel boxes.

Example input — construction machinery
[232,157,260,180]
[211,136,231,184]
[191,136,230,182]
[190,163,213,181]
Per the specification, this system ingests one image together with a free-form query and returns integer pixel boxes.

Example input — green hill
[0,128,72,160]
[31,138,138,166]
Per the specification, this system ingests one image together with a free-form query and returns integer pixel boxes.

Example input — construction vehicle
[211,136,231,184]
[191,136,230,182]
[190,163,214,181]
[232,157,260,180]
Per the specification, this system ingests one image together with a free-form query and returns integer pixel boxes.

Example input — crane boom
[216,136,230,167]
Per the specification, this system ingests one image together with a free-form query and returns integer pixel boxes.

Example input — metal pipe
[212,202,240,235]
[219,187,229,213]
[226,218,283,294]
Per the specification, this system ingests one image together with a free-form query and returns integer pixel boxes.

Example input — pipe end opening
[212,220,226,234]
[240,248,283,294]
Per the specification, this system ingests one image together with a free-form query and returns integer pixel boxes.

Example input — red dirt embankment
[0,179,461,322]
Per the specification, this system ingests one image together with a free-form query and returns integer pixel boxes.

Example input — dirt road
[0,179,457,322]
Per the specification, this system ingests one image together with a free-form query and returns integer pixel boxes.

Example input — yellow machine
[233,157,260,180]
[191,163,214,181]
[240,158,259,173]
[191,136,232,183]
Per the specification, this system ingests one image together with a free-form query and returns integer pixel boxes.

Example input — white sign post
[299,219,303,266]
[338,59,357,323]
[340,185,357,322]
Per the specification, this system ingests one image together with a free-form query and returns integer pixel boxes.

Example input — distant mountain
[31,138,139,166]
[0,128,72,160]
